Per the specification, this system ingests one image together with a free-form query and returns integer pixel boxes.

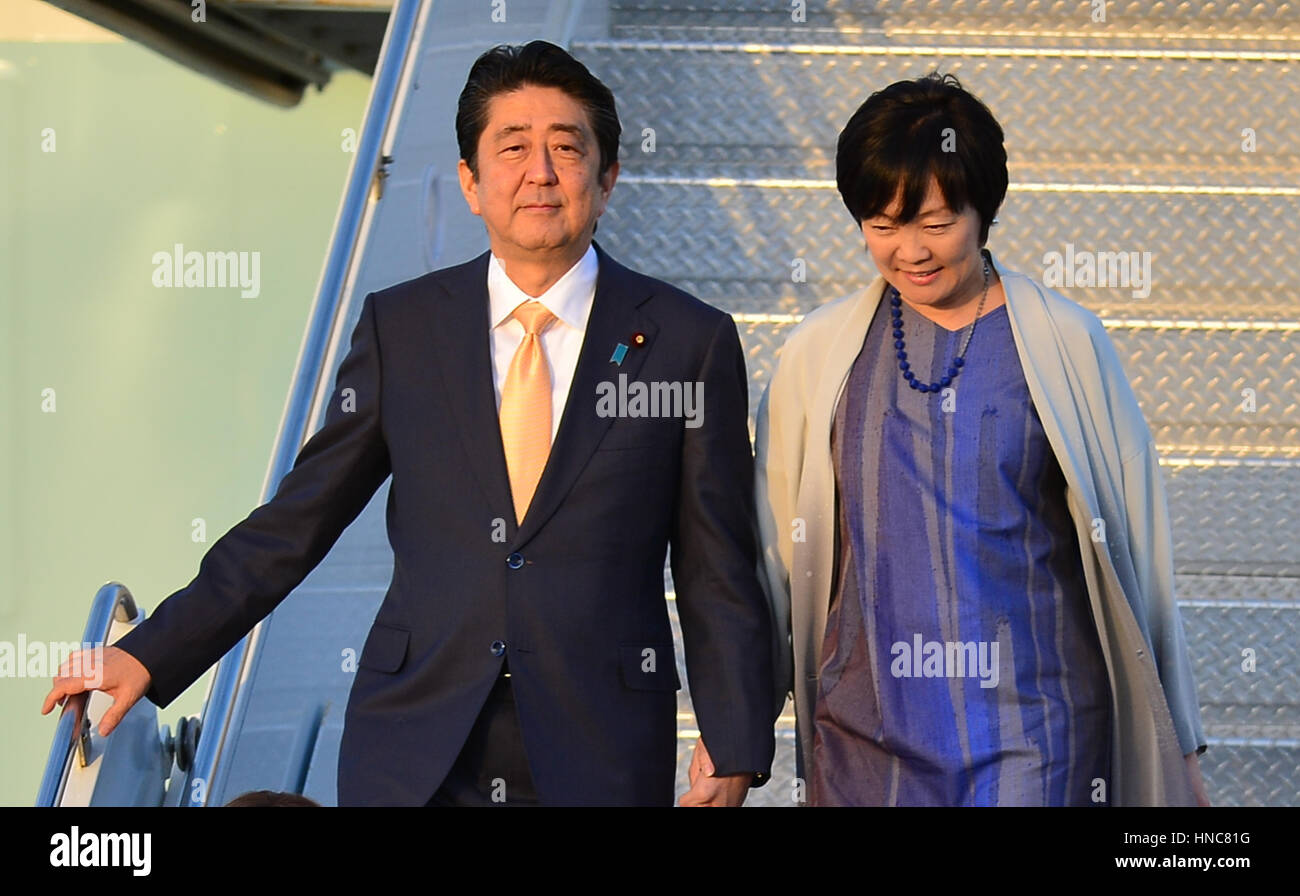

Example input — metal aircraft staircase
[40,0,1300,806]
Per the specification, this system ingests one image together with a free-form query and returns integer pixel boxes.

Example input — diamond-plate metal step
[598,182,1300,321]
[611,151,1298,190]
[611,0,1300,20]
[1196,744,1299,806]
[578,45,1300,171]
[1161,462,1300,575]
[1182,603,1300,716]
[1176,573,1300,603]
[610,0,1300,42]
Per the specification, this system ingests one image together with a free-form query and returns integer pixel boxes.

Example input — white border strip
[617,174,1300,197]
[730,312,1300,332]
[1182,600,1300,609]
[580,38,1300,62]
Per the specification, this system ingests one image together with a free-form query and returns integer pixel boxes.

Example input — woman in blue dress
[754,73,1209,806]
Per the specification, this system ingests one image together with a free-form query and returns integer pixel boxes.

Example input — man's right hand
[41,646,152,737]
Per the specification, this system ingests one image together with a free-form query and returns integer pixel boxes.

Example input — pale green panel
[0,40,372,805]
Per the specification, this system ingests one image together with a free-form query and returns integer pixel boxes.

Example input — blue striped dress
[809,286,1112,806]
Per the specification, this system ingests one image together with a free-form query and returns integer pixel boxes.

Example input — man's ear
[457,158,481,216]
[596,160,620,213]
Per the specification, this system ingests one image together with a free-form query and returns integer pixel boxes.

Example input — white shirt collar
[487,244,598,332]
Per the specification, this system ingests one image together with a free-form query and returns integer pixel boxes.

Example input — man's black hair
[456,40,620,177]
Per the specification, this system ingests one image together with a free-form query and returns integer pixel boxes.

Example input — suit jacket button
[490,640,506,657]
[506,552,524,569]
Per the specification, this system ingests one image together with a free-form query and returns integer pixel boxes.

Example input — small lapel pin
[632,332,646,347]
[610,343,629,365]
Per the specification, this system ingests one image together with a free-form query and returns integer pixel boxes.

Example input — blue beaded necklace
[891,258,991,393]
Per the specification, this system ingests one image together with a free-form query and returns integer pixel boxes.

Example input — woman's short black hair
[456,41,621,178]
[835,72,1007,245]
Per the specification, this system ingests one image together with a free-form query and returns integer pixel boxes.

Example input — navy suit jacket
[116,242,776,806]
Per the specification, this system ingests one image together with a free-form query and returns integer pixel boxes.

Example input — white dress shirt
[488,244,598,442]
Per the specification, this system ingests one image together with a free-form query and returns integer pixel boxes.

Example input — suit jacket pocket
[358,623,410,674]
[596,420,679,453]
[619,642,681,691]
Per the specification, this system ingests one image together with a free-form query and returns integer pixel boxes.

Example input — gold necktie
[500,301,557,523]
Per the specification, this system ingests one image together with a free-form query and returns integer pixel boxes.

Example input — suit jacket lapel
[513,242,658,546]
[423,251,516,518]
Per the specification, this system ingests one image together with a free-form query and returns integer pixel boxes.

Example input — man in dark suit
[43,41,775,806]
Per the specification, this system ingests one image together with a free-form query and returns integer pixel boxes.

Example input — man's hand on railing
[41,646,152,737]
